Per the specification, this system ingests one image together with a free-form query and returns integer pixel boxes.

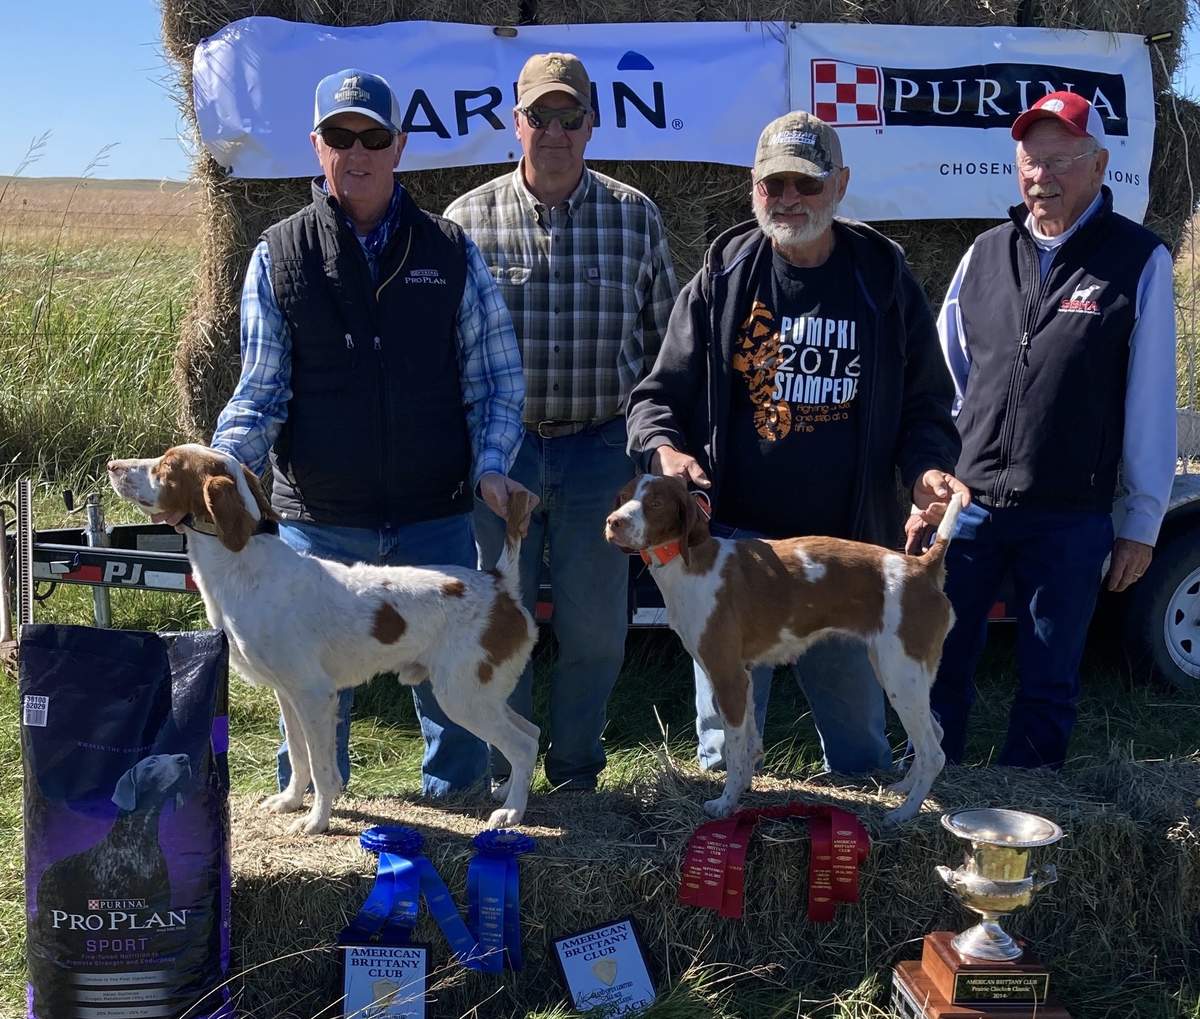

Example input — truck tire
[1123,528,1200,691]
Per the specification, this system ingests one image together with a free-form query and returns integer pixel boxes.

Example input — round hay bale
[160,0,1200,443]
[221,757,1200,1018]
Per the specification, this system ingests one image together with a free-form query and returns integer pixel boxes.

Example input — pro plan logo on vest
[1059,281,1103,316]
[406,268,447,285]
[808,59,1127,135]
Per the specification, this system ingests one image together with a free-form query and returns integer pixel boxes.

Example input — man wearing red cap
[920,91,1177,768]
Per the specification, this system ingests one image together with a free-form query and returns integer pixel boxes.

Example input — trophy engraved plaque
[891,808,1072,1018]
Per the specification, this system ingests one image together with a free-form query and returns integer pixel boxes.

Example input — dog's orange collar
[640,540,684,567]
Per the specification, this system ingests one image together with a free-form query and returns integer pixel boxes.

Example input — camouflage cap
[754,111,844,181]
[516,52,592,111]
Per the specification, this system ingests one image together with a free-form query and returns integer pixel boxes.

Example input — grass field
[1,177,1198,1018]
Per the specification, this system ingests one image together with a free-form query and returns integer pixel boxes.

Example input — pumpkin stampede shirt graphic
[720,241,863,539]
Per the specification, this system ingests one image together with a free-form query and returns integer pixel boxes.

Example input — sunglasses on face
[757,176,826,198]
[318,125,397,151]
[520,106,589,131]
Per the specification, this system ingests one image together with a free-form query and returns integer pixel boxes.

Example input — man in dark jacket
[211,68,530,803]
[627,111,965,776]
[925,92,1176,769]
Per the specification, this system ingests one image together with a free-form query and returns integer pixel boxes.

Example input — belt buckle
[536,420,573,439]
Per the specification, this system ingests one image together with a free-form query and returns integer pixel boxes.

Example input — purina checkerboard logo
[812,61,883,127]
[809,59,1129,135]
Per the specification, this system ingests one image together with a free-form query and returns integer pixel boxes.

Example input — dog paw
[261,791,304,814]
[289,811,330,836]
[491,778,512,802]
[703,797,735,819]
[883,802,919,826]
[487,807,523,829]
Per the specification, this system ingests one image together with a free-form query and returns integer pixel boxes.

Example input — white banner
[192,18,1154,221]
[788,24,1154,221]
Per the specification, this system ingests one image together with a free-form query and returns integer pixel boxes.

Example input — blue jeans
[276,513,489,797]
[474,420,634,787]
[931,501,1113,769]
[694,522,891,775]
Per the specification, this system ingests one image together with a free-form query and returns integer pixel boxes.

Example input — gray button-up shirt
[445,163,678,424]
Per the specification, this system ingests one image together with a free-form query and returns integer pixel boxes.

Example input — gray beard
[754,199,838,248]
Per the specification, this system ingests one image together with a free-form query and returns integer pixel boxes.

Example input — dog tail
[918,492,965,572]
[495,489,533,599]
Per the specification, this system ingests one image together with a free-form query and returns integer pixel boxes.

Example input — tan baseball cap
[516,52,592,111]
[754,111,844,181]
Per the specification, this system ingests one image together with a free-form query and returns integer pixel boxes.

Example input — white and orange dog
[109,444,538,835]
[605,474,962,824]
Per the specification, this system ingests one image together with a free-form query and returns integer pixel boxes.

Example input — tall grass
[0,159,199,488]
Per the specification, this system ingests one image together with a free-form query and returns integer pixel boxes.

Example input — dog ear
[240,465,277,521]
[685,492,711,549]
[111,769,137,811]
[675,482,695,567]
[203,475,255,552]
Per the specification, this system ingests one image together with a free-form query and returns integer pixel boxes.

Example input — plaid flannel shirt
[444,164,677,424]
[212,182,524,484]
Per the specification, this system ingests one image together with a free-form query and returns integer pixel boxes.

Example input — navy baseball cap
[313,69,401,131]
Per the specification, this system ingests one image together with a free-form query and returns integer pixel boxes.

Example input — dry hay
[218,754,1200,1018]
[161,0,1200,439]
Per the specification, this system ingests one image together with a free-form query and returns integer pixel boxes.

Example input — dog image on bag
[29,753,193,1017]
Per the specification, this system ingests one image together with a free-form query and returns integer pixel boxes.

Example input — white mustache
[770,205,806,217]
[1027,184,1061,199]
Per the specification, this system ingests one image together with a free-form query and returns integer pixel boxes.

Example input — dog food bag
[21,624,232,1019]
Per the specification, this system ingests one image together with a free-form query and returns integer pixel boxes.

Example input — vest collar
[1008,184,1113,240]
[182,515,279,538]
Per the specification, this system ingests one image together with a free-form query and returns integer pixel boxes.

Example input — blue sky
[2,1,1199,182]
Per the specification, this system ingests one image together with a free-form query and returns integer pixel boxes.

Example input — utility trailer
[4,451,1200,690]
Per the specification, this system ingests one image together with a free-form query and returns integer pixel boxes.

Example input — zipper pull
[1019,331,1030,349]
[373,335,382,351]
[344,332,354,350]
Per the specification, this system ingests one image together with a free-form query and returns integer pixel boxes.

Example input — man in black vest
[212,68,530,801]
[924,92,1177,768]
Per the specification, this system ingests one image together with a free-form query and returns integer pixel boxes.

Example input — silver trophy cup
[936,808,1064,962]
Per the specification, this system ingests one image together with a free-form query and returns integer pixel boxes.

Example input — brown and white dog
[108,444,539,835]
[605,474,962,824]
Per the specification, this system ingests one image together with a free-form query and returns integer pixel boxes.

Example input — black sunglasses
[757,175,826,198]
[318,125,396,151]
[519,106,589,131]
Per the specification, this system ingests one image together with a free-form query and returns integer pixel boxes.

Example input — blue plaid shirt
[212,182,524,485]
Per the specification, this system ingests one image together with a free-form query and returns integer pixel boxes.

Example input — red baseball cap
[1011,91,1105,142]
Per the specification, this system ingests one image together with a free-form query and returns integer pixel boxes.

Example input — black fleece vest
[265,181,471,528]
[956,188,1163,513]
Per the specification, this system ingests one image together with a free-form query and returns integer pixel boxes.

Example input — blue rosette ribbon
[341,825,476,959]
[465,829,536,973]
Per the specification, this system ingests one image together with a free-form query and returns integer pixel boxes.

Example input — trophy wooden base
[891,933,1072,1018]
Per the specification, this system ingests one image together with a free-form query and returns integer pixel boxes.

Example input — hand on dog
[904,512,933,554]
[1105,537,1152,592]
[479,472,538,536]
[912,470,970,519]
[651,445,711,488]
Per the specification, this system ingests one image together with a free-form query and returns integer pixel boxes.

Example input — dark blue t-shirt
[718,241,863,538]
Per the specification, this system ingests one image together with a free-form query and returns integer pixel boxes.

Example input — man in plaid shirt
[445,52,677,791]
[211,68,530,804]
